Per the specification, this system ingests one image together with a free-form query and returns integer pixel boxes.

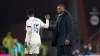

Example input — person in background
[9,38,24,56]
[82,41,94,55]
[2,32,13,49]
[72,49,80,56]
[83,43,88,55]
[41,44,48,56]
[87,41,94,55]
[14,38,24,56]
[2,32,13,53]
[72,41,81,56]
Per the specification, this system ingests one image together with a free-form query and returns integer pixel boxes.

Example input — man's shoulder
[26,19,30,22]
[26,18,33,22]
[35,18,42,22]
[26,17,41,23]
[35,17,41,21]
[63,12,73,20]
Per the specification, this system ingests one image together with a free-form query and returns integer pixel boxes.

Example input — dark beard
[58,11,64,15]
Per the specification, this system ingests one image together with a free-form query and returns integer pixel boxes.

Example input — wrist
[46,19,49,20]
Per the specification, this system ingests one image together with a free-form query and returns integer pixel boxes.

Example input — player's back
[27,17,42,44]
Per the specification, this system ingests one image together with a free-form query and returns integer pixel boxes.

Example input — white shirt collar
[58,12,64,16]
[29,16,35,20]
[29,16,34,19]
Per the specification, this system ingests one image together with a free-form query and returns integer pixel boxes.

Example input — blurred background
[0,0,100,56]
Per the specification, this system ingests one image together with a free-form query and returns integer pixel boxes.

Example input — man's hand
[24,42,27,48]
[45,14,50,20]
[65,39,70,45]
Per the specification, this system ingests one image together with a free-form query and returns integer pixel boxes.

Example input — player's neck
[29,16,34,18]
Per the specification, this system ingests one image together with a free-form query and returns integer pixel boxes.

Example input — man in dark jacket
[49,4,76,56]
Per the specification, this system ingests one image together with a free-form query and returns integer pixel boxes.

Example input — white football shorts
[25,43,41,54]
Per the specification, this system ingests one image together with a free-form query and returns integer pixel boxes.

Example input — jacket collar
[58,10,68,17]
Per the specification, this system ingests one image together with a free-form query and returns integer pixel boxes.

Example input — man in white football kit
[24,9,50,56]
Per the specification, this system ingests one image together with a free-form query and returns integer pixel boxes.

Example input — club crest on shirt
[89,7,99,26]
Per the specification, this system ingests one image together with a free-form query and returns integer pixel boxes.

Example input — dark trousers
[57,45,73,56]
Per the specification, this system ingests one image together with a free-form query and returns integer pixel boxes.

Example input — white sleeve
[40,19,49,28]
[26,20,31,31]
[25,20,31,42]
[25,27,28,42]
[25,32,29,42]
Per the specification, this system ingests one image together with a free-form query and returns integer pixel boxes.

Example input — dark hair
[27,9,34,17]
[58,4,65,9]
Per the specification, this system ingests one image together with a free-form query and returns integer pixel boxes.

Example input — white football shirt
[25,17,49,44]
